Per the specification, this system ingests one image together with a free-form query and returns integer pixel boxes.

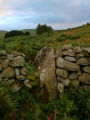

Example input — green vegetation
[36,24,53,34]
[0,83,90,120]
[0,24,90,119]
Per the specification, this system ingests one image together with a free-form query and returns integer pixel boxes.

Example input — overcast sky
[0,0,90,30]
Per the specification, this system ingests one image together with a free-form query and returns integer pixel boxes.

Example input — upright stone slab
[34,46,58,102]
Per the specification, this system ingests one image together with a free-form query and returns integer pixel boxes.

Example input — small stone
[61,44,73,50]
[21,67,28,76]
[1,59,9,68]
[64,56,76,62]
[69,72,78,80]
[15,68,20,76]
[62,49,75,56]
[82,66,90,74]
[73,47,82,53]
[16,75,26,80]
[56,68,68,78]
[79,73,90,84]
[24,79,32,88]
[76,58,90,65]
[57,77,70,86]
[58,82,64,93]
[70,80,79,87]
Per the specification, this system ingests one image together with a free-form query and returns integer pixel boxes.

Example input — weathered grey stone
[57,57,80,71]
[70,80,79,87]
[69,72,78,80]
[15,68,20,76]
[16,75,26,80]
[64,56,76,62]
[73,47,82,53]
[1,59,9,68]
[0,50,6,55]
[82,66,90,74]
[57,77,70,86]
[7,79,15,85]
[83,47,90,53]
[11,56,25,67]
[24,79,32,88]
[61,44,73,50]
[76,58,90,65]
[34,47,58,101]
[56,68,68,78]
[11,82,21,92]
[62,49,75,56]
[83,51,90,57]
[21,67,28,76]
[58,82,64,93]
[75,53,84,59]
[79,73,90,84]
[7,54,14,60]
[0,67,15,78]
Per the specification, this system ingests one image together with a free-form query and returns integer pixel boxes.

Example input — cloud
[0,0,90,30]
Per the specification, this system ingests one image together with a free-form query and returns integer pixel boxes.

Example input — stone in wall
[57,57,80,71]
[0,50,38,93]
[56,44,90,97]
[34,46,58,102]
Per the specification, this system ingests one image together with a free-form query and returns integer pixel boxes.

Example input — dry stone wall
[55,44,90,97]
[0,44,90,101]
[0,50,38,92]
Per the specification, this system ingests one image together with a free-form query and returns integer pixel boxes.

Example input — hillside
[0,24,90,61]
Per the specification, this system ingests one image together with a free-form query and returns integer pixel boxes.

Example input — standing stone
[57,57,80,71]
[34,47,58,101]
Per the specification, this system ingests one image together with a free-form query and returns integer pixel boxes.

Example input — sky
[0,0,90,30]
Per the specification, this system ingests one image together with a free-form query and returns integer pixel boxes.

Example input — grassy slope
[47,25,90,49]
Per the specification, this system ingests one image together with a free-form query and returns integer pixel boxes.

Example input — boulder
[79,73,90,84]
[34,46,58,101]
[57,57,80,71]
